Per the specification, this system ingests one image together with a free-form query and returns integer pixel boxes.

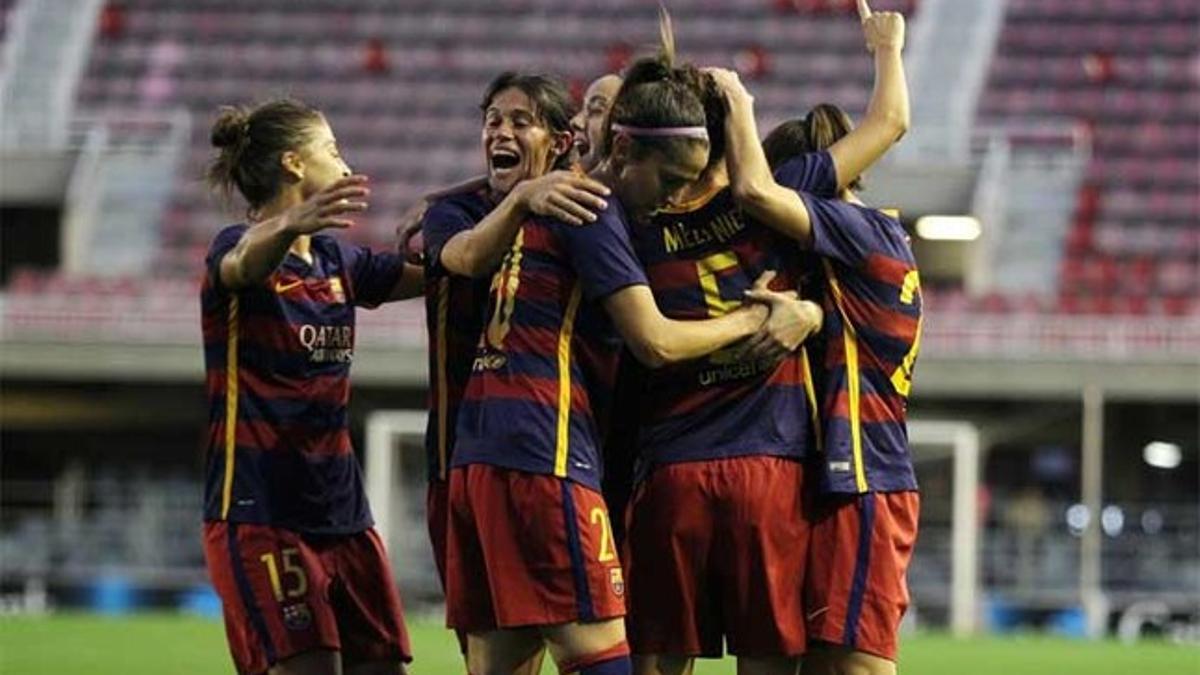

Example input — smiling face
[481,87,566,197]
[608,134,709,221]
[570,74,622,170]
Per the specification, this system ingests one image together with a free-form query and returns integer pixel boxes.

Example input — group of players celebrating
[199,2,921,674]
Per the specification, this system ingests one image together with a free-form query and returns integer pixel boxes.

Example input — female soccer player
[443,47,811,675]
[200,99,422,675]
[621,6,908,675]
[572,73,624,171]
[714,3,919,673]
[421,71,610,674]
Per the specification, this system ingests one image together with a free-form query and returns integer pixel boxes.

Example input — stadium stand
[70,0,915,270]
[978,0,1199,315]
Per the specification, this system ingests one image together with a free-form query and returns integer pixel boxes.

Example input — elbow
[731,179,770,210]
[444,248,491,279]
[883,107,909,139]
[893,110,910,139]
[627,336,670,370]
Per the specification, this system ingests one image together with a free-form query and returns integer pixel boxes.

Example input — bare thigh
[801,644,895,675]
[467,628,544,675]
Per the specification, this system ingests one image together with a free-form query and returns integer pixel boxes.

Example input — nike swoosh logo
[274,280,304,294]
[806,606,830,622]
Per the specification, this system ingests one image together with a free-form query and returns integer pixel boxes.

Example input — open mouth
[490,149,520,171]
[573,135,591,158]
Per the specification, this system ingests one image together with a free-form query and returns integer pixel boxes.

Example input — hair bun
[210,106,250,149]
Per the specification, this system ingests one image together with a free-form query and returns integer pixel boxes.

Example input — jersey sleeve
[555,207,648,301]
[340,244,405,308]
[772,150,838,198]
[422,198,477,278]
[799,193,907,269]
[204,224,250,292]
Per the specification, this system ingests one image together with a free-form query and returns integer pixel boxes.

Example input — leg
[624,464,720,663]
[720,458,809,662]
[326,530,413,673]
[543,617,630,673]
[513,648,547,675]
[804,493,919,675]
[203,522,341,675]
[467,627,544,675]
[270,650,342,675]
[735,655,799,675]
[800,643,894,675]
[632,654,693,675]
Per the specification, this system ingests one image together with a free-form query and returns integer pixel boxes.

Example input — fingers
[318,198,369,218]
[544,193,595,226]
[856,0,872,22]
[322,174,370,194]
[558,185,609,213]
[316,184,371,206]
[743,289,780,304]
[566,174,612,198]
[750,269,777,292]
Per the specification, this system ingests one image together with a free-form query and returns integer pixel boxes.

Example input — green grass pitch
[1,612,1196,674]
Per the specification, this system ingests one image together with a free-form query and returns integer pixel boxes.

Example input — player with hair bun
[713,2,919,673]
[200,98,422,675]
[443,35,812,675]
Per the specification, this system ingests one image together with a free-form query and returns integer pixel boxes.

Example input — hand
[395,199,428,264]
[703,66,753,107]
[858,0,905,53]
[280,175,370,235]
[740,286,824,363]
[517,170,610,226]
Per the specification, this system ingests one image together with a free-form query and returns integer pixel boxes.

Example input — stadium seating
[67,0,913,273]
[978,0,1199,315]
[5,0,1194,317]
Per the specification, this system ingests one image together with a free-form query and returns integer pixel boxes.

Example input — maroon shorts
[426,479,467,654]
[203,522,412,675]
[624,456,810,658]
[445,464,626,632]
[805,491,919,661]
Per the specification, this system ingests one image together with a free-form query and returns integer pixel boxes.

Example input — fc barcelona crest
[609,567,625,597]
[328,277,346,304]
[282,602,313,631]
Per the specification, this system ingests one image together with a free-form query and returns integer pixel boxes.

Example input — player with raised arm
[713,3,920,673]
[620,7,912,675]
[200,99,422,675]
[420,71,610,675]
[444,45,812,675]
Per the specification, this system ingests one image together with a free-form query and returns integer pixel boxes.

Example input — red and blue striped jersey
[421,189,496,483]
[200,224,404,534]
[452,200,649,491]
[629,169,833,468]
[798,196,922,493]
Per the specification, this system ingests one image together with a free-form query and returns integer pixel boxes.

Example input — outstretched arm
[826,0,909,190]
[716,0,909,245]
[219,175,370,289]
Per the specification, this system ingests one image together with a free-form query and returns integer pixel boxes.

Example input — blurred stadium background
[0,0,1197,672]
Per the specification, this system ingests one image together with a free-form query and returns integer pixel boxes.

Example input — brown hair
[207,99,325,209]
[480,72,576,170]
[763,103,862,191]
[601,7,709,163]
